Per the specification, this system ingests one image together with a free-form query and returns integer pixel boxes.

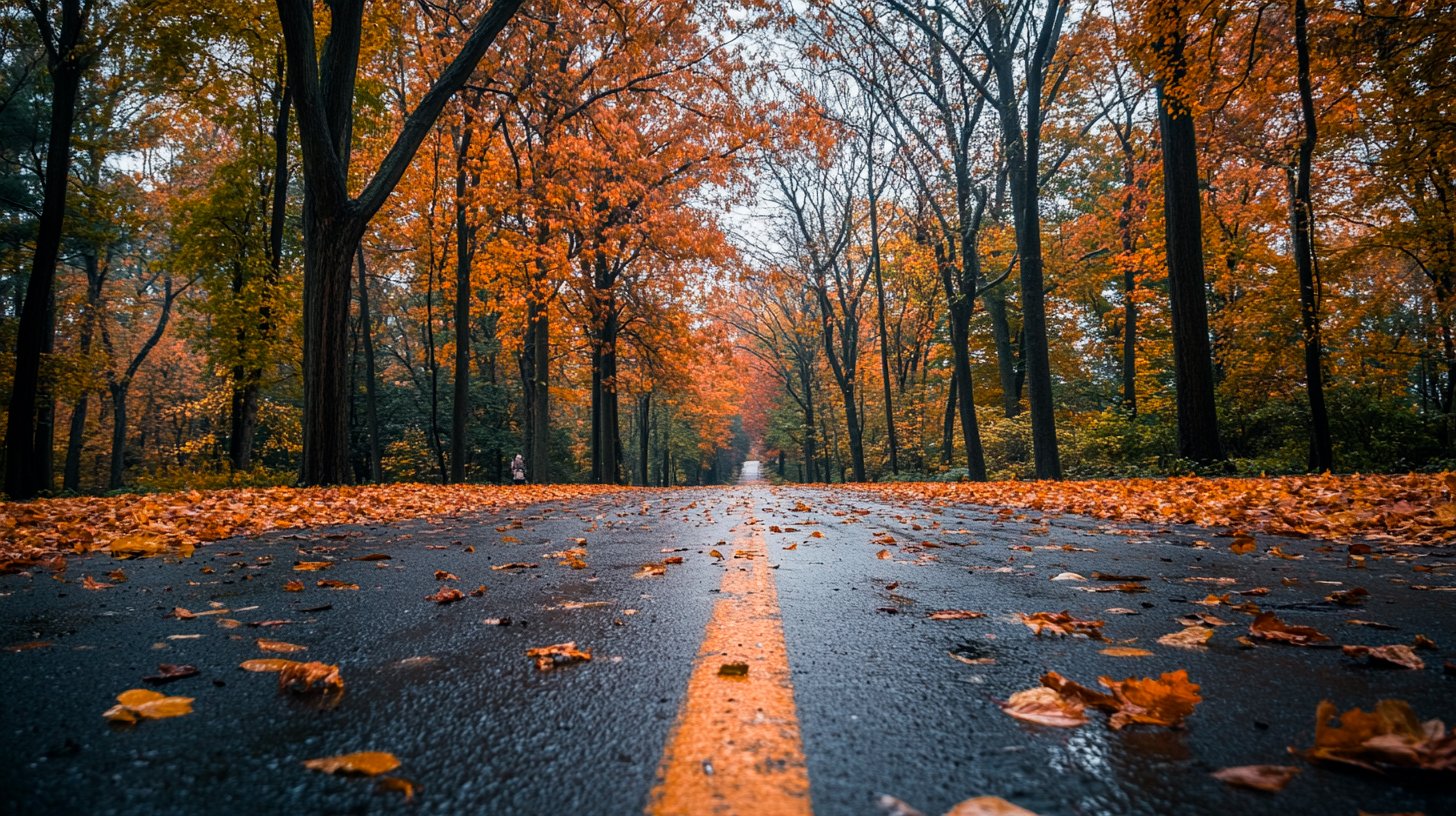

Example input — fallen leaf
[636,563,667,578]
[142,664,199,684]
[353,553,391,561]
[425,587,464,604]
[1325,587,1370,607]
[1043,670,1202,730]
[1342,644,1425,670]
[1100,647,1154,657]
[283,580,304,592]
[1091,572,1148,582]
[718,662,749,677]
[1051,571,1086,581]
[944,797,1040,816]
[928,610,985,621]
[876,549,891,560]
[434,570,459,581]
[1211,765,1300,792]
[277,661,344,693]
[1345,619,1396,630]
[1019,611,1106,640]
[257,639,307,654]
[1177,613,1230,627]
[1303,699,1456,772]
[1249,612,1330,646]
[302,751,400,776]
[292,561,332,571]
[526,641,591,671]
[1158,626,1215,649]
[102,688,193,724]
[1231,533,1257,555]
[82,575,111,590]
[1001,686,1088,728]
[317,579,359,590]
[491,562,538,571]
[375,777,415,800]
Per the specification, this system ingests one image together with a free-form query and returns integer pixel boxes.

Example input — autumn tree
[276,0,523,486]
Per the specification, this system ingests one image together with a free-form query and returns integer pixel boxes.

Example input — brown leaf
[292,561,332,571]
[709,549,724,559]
[1249,612,1330,646]
[526,641,591,671]
[302,751,400,776]
[1000,686,1088,728]
[928,610,985,621]
[1303,699,1456,772]
[82,575,112,590]
[283,580,305,592]
[317,579,359,590]
[1230,533,1256,555]
[636,563,667,578]
[425,587,464,604]
[1211,765,1300,792]
[375,777,415,800]
[1100,647,1154,657]
[278,660,344,694]
[143,664,199,684]
[354,553,391,561]
[434,570,459,581]
[102,688,194,724]
[1158,626,1214,649]
[1019,611,1106,640]
[1091,571,1148,582]
[876,549,891,560]
[490,562,538,571]
[1096,670,1203,730]
[1325,587,1370,607]
[1343,644,1425,670]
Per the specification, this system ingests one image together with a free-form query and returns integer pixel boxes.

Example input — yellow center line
[645,518,812,816]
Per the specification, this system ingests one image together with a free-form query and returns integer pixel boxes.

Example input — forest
[2,0,1453,498]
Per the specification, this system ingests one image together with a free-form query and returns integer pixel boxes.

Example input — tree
[275,0,523,486]
[5,0,97,498]
[1144,0,1224,463]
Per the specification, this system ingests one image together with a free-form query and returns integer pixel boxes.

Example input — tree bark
[867,126,898,476]
[356,248,382,482]
[986,0,1064,479]
[450,120,475,483]
[1155,2,1224,464]
[6,0,90,499]
[1291,0,1333,472]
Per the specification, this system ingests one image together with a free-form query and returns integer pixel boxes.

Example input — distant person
[511,453,527,485]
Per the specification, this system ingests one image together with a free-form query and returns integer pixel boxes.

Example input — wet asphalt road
[2,482,1454,816]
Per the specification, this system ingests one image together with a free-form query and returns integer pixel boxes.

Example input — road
[3,470,1454,815]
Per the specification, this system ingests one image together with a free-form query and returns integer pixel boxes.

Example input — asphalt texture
[2,478,1454,816]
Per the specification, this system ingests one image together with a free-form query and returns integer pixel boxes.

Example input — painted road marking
[645,522,811,815]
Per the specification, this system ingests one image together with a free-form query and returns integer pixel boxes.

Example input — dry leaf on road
[1211,765,1300,792]
[302,751,400,776]
[102,689,194,724]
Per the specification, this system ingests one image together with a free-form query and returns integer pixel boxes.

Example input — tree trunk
[64,249,106,491]
[5,1,87,499]
[108,384,128,491]
[450,120,475,483]
[941,377,957,467]
[1291,0,1332,472]
[986,0,1063,479]
[1155,2,1224,463]
[524,286,550,483]
[867,132,898,475]
[356,249,383,481]
[982,285,1021,417]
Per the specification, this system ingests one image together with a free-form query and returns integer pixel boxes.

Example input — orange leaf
[102,688,194,724]
[525,641,591,671]
[283,580,304,592]
[927,610,984,621]
[425,587,464,604]
[302,751,400,776]
[1000,686,1088,728]
[317,579,359,590]
[256,639,306,654]
[1248,612,1330,646]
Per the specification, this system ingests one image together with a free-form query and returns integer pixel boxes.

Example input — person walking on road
[511,453,527,485]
